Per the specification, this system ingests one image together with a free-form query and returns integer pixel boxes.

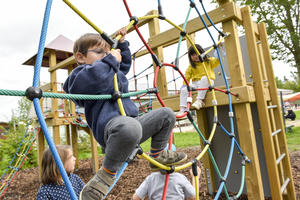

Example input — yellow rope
[0,130,34,191]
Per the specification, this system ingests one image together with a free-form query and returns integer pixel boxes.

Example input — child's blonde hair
[41,145,72,185]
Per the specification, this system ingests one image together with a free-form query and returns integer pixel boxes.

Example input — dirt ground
[3,146,300,200]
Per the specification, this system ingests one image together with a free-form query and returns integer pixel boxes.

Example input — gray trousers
[103,107,176,172]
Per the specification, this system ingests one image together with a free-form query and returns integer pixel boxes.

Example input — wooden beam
[48,11,153,72]
[217,0,232,5]
[152,85,256,111]
[49,55,75,72]
[148,2,242,50]
[40,83,51,92]
[242,6,282,199]
[127,11,154,33]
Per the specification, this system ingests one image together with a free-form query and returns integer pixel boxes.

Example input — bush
[0,122,38,175]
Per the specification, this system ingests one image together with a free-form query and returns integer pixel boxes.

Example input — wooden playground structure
[24,0,296,199]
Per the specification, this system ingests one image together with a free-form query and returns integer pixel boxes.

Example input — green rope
[0,89,148,100]
[191,120,230,199]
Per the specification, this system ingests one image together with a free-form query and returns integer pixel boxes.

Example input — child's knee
[118,121,142,144]
[180,85,188,94]
[161,107,176,124]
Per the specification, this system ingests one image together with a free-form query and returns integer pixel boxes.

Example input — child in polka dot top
[36,145,84,200]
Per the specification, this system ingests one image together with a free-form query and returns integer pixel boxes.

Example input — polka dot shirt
[36,174,84,200]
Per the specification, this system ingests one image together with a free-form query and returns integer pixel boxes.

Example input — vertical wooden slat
[37,129,45,181]
[67,65,80,168]
[90,129,99,173]
[49,50,60,144]
[242,6,282,199]
[197,109,216,194]
[37,81,45,180]
[66,125,71,145]
[258,22,296,200]
[71,124,79,168]
[148,10,168,98]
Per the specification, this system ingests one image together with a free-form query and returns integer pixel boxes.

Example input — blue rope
[218,123,245,156]
[199,0,223,34]
[214,139,235,200]
[32,0,52,87]
[31,0,77,199]
[104,162,129,198]
[34,99,78,200]
[189,1,248,199]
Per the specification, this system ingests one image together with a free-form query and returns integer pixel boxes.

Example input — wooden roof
[23,35,74,68]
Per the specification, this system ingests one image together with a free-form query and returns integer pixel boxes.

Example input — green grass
[286,126,300,151]
[140,132,200,152]
[77,127,300,160]
[294,110,300,120]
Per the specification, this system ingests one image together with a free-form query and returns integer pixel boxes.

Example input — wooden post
[71,124,79,168]
[37,81,45,180]
[49,50,60,144]
[66,125,71,145]
[37,129,45,180]
[217,0,232,4]
[220,4,265,199]
[258,22,296,199]
[148,10,168,98]
[197,110,216,193]
[89,129,99,173]
[64,97,71,145]
[241,6,282,198]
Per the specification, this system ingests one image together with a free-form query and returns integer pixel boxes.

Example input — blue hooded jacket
[63,41,138,147]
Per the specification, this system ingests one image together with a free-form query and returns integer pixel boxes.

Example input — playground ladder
[241,7,296,199]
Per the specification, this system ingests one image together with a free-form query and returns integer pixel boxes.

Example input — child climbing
[179,44,220,114]
[36,145,84,200]
[63,27,187,200]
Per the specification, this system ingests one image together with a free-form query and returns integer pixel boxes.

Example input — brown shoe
[79,169,115,200]
[150,150,187,171]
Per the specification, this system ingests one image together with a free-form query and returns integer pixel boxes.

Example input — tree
[0,97,37,174]
[276,76,300,91]
[233,0,300,80]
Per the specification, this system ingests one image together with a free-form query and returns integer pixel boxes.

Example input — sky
[0,0,295,122]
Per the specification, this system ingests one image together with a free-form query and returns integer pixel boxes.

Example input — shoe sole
[151,154,188,172]
[79,191,83,200]
[191,104,201,110]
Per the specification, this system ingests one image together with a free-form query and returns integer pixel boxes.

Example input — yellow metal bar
[203,34,229,56]
[113,74,126,116]
[63,0,104,34]
[164,18,185,32]
[194,175,199,200]
[140,153,171,170]
[138,15,159,21]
